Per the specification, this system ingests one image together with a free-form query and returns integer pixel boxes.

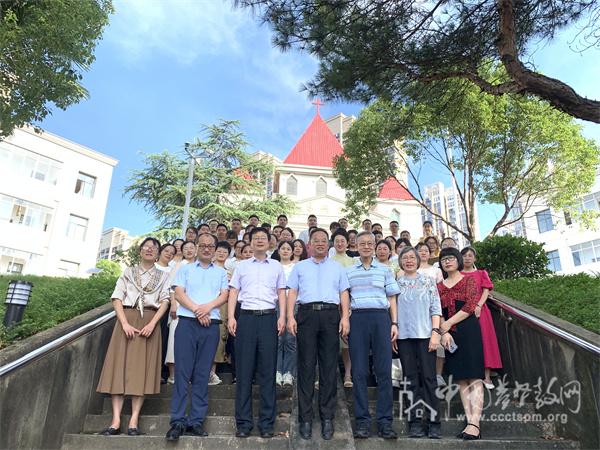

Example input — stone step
[83,414,290,436]
[352,437,578,449]
[350,418,544,439]
[347,398,535,418]
[102,397,293,416]
[61,433,289,450]
[157,384,293,399]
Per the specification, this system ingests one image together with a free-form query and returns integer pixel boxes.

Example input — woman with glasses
[394,246,443,438]
[437,247,484,441]
[97,237,171,436]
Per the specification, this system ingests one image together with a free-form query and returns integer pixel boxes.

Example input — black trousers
[234,313,278,432]
[397,338,440,424]
[296,307,340,422]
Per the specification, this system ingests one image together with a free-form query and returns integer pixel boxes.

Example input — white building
[98,227,136,262]
[0,126,117,277]
[421,182,479,248]
[271,110,423,237]
[506,170,600,275]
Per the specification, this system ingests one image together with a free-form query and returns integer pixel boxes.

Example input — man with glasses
[227,227,287,439]
[166,233,229,441]
[346,231,400,440]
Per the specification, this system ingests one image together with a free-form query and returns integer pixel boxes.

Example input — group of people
[96,214,502,442]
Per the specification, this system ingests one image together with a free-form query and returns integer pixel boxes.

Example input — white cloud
[106,0,250,64]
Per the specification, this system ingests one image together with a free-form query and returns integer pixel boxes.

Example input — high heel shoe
[462,423,481,440]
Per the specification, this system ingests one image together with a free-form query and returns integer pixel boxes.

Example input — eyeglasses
[440,256,457,263]
[141,245,158,251]
[198,244,216,250]
[358,242,374,247]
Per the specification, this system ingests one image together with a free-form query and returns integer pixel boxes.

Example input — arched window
[316,177,327,196]
[286,175,298,195]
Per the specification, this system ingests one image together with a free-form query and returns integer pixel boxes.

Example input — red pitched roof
[283,113,343,167]
[378,178,414,200]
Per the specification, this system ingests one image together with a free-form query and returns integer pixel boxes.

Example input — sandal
[462,423,481,440]
[100,427,120,436]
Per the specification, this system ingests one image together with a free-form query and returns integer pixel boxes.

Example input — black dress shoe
[463,423,481,440]
[100,427,120,436]
[235,429,251,438]
[260,429,274,438]
[408,421,426,438]
[428,422,441,439]
[127,428,142,436]
[378,425,397,439]
[353,426,370,439]
[299,421,312,440]
[165,424,185,441]
[321,420,334,440]
[188,424,208,437]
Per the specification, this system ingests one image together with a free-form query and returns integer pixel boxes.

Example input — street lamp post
[181,142,194,238]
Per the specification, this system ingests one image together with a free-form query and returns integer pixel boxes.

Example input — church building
[269,107,423,237]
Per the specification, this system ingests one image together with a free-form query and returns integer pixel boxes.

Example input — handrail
[0,311,115,377]
[488,296,600,356]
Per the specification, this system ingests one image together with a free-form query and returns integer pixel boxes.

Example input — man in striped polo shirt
[347,231,400,440]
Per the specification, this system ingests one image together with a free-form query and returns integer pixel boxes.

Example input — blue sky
[39,0,600,238]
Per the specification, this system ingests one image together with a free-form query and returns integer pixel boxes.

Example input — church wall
[371,200,423,242]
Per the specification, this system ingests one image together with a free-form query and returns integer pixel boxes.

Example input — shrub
[0,275,117,349]
[494,273,600,333]
[473,234,550,280]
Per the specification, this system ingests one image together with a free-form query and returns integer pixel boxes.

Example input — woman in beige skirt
[97,237,170,436]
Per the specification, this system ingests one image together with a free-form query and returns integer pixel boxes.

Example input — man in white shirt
[298,214,318,243]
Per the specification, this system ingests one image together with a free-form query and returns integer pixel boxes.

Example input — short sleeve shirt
[286,257,350,304]
[229,257,286,309]
[346,259,401,310]
[172,262,229,319]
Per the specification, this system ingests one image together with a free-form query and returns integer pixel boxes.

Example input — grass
[0,274,117,349]
[494,273,600,334]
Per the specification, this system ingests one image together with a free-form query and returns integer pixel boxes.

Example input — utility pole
[181,142,193,238]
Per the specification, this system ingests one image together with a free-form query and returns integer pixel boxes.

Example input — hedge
[494,273,600,334]
[0,275,117,349]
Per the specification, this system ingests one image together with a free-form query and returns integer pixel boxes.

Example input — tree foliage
[124,120,295,234]
[239,0,600,122]
[0,0,113,138]
[334,73,599,242]
[94,259,121,278]
[473,234,550,279]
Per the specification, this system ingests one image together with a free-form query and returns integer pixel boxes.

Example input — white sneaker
[436,375,447,386]
[282,373,294,386]
[276,372,283,386]
[208,372,222,385]
[483,380,495,389]
[167,377,175,385]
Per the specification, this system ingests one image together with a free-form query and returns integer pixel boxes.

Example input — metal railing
[488,295,600,356]
[0,311,115,377]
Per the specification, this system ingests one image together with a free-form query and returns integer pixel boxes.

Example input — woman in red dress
[437,247,484,440]
[461,247,503,389]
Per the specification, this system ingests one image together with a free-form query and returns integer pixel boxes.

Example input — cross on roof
[312,98,323,115]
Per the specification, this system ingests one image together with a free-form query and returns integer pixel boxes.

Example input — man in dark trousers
[227,227,287,438]
[287,228,350,440]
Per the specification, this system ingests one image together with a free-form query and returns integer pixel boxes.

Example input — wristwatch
[391,322,398,327]
[432,327,442,335]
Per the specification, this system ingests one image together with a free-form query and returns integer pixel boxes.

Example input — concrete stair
[62,376,294,450]
[344,386,579,449]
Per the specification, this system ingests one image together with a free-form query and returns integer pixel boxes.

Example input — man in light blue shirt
[166,233,229,441]
[346,231,399,440]
[287,228,350,441]
[227,227,287,439]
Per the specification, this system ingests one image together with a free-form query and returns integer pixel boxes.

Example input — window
[286,175,297,196]
[571,239,600,267]
[546,250,562,272]
[536,209,554,233]
[0,195,52,231]
[316,177,327,196]
[7,261,23,274]
[577,192,600,213]
[66,215,88,241]
[564,211,572,226]
[0,143,60,185]
[74,172,96,198]
[58,260,80,277]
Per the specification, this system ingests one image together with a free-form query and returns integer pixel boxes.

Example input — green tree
[239,0,600,123]
[334,76,599,242]
[94,259,121,278]
[0,0,113,138]
[124,120,295,234]
[473,235,550,279]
